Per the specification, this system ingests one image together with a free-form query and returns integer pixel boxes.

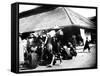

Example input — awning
[19,6,95,33]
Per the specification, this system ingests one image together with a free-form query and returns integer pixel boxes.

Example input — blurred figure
[56,29,64,45]
[72,35,77,49]
[77,34,84,46]
[83,37,90,52]
[62,44,72,59]
[68,42,77,57]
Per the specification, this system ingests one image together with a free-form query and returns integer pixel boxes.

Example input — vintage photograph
[18,4,97,72]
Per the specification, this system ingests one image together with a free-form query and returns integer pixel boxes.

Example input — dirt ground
[19,44,96,72]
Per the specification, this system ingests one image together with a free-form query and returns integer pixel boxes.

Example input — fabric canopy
[19,7,95,33]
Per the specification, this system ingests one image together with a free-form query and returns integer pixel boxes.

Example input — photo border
[11,2,98,73]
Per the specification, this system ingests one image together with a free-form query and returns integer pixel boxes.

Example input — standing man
[83,37,90,52]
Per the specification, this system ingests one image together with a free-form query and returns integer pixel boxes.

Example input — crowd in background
[19,29,85,68]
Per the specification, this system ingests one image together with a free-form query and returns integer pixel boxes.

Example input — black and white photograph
[16,3,97,72]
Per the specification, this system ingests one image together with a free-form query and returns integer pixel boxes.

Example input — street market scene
[19,5,97,72]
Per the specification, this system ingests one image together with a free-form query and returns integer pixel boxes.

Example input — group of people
[19,29,90,69]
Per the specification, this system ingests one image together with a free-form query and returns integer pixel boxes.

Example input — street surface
[20,44,96,72]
